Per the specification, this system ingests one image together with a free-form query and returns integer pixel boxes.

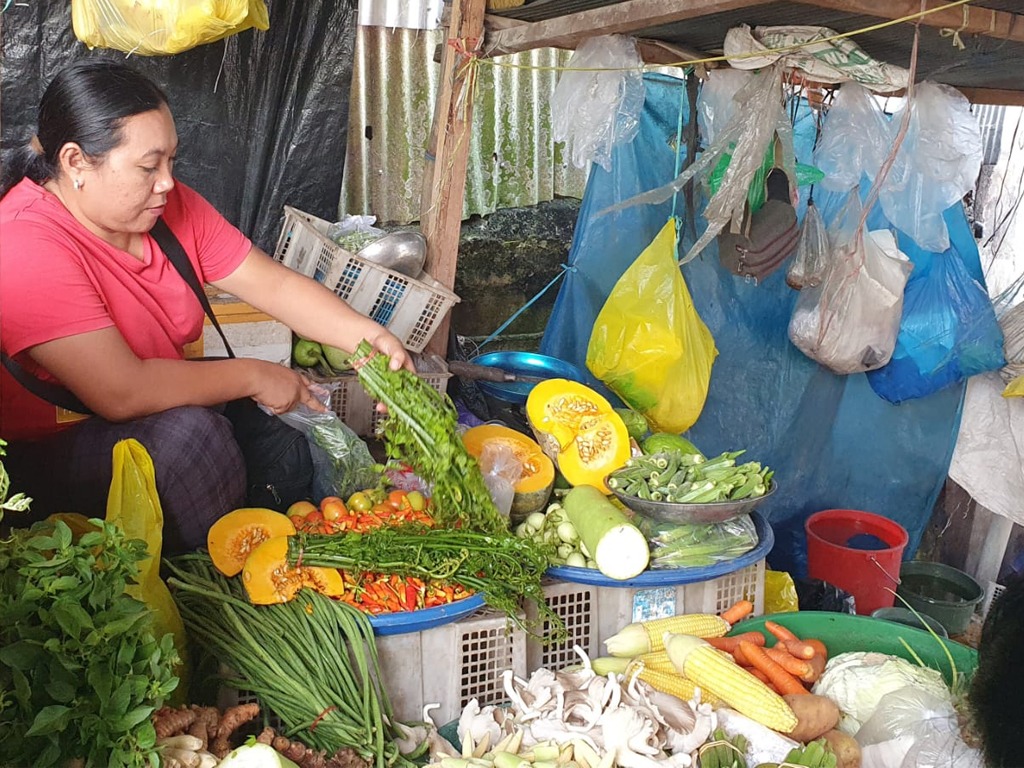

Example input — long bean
[165,556,413,765]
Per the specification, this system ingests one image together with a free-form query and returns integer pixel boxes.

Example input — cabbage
[811,651,952,735]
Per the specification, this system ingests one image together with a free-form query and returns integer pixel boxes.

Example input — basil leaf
[24,704,71,737]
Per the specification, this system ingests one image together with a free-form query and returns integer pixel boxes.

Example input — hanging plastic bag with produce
[72,0,269,56]
[277,386,378,502]
[789,192,913,375]
[105,439,189,695]
[587,217,718,433]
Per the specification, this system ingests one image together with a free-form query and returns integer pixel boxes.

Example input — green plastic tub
[897,560,984,636]
[729,611,977,685]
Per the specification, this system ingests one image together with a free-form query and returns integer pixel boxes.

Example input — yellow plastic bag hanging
[106,439,190,697]
[72,0,269,56]
[587,218,718,433]
[764,569,800,614]
[1004,375,1024,398]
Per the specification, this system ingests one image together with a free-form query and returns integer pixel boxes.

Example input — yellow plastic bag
[72,0,269,56]
[106,439,189,696]
[764,569,800,614]
[1004,375,1023,398]
[587,218,718,433]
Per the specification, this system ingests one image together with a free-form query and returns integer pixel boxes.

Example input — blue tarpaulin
[540,73,967,574]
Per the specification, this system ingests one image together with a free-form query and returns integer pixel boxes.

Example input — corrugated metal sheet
[976,104,1007,165]
[358,0,443,31]
[340,26,587,224]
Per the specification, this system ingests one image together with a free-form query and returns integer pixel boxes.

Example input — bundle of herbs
[0,439,179,767]
[347,340,507,535]
[166,554,414,768]
[289,526,565,640]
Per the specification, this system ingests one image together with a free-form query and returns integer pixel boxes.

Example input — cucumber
[563,485,649,580]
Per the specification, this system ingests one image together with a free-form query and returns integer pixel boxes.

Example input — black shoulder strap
[2,218,236,414]
[150,218,235,360]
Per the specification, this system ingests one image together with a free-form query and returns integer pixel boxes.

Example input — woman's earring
[73,179,82,191]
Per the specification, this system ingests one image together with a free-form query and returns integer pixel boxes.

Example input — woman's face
[75,105,178,236]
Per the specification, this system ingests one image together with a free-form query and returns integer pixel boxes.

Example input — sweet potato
[822,728,861,768]
[782,693,840,742]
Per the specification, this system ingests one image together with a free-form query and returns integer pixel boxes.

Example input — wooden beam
[957,86,1024,107]
[484,0,775,58]
[798,0,1024,44]
[485,13,712,65]
[420,0,488,358]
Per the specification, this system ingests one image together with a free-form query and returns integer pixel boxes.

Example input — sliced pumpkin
[208,507,296,577]
[241,536,345,605]
[526,380,630,494]
[462,424,555,520]
[558,412,630,493]
[526,379,617,459]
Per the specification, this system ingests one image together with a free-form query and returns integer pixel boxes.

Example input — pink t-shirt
[0,178,252,440]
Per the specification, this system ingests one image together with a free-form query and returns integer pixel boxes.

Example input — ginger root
[211,702,261,758]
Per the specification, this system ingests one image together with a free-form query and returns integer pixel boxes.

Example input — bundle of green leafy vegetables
[348,340,507,535]
[0,441,178,767]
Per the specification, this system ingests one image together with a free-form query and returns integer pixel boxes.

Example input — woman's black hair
[969,570,1024,767]
[0,59,168,199]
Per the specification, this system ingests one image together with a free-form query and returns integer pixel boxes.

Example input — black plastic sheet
[1,0,357,252]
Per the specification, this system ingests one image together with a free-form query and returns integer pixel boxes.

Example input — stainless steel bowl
[356,231,427,278]
[608,481,777,525]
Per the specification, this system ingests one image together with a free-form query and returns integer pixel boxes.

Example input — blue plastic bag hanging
[866,221,1005,404]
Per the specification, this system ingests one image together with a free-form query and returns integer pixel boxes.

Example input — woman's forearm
[100,357,263,421]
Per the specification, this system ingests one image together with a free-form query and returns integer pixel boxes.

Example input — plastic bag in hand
[549,34,645,172]
[789,193,913,374]
[278,389,377,501]
[786,198,829,290]
[72,0,269,56]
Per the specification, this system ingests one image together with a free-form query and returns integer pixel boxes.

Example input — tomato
[405,490,427,512]
[304,510,324,523]
[347,491,373,512]
[289,514,305,528]
[320,496,347,522]
[370,503,395,518]
[387,489,409,510]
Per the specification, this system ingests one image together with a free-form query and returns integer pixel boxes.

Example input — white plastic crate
[374,609,527,725]
[219,609,526,729]
[310,353,452,437]
[274,207,460,353]
[526,561,766,672]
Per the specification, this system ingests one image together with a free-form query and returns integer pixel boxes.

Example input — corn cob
[637,650,676,673]
[605,613,729,656]
[625,662,722,706]
[664,633,797,733]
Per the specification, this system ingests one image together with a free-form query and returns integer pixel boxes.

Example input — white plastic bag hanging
[815,82,983,253]
[789,192,914,374]
[549,35,645,172]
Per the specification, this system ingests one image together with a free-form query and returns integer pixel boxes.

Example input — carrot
[805,638,828,660]
[783,638,817,660]
[706,632,767,653]
[803,651,826,683]
[738,640,808,696]
[765,646,815,680]
[746,666,772,684]
[720,599,754,625]
[764,620,816,658]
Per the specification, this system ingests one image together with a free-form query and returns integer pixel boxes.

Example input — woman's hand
[368,329,416,372]
[250,361,327,415]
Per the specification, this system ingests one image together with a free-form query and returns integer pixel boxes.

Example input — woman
[0,60,412,552]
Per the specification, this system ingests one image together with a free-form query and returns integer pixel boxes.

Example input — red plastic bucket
[805,509,909,616]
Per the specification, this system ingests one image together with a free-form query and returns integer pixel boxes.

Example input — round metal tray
[369,593,485,636]
[546,511,774,588]
[607,479,777,525]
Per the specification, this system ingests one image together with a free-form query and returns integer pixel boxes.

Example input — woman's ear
[56,142,93,179]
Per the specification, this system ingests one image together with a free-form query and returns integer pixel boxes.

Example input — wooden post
[420,0,487,358]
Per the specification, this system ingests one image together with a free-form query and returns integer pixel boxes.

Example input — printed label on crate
[631,587,677,622]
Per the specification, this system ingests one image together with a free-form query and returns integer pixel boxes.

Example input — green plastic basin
[729,611,977,685]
